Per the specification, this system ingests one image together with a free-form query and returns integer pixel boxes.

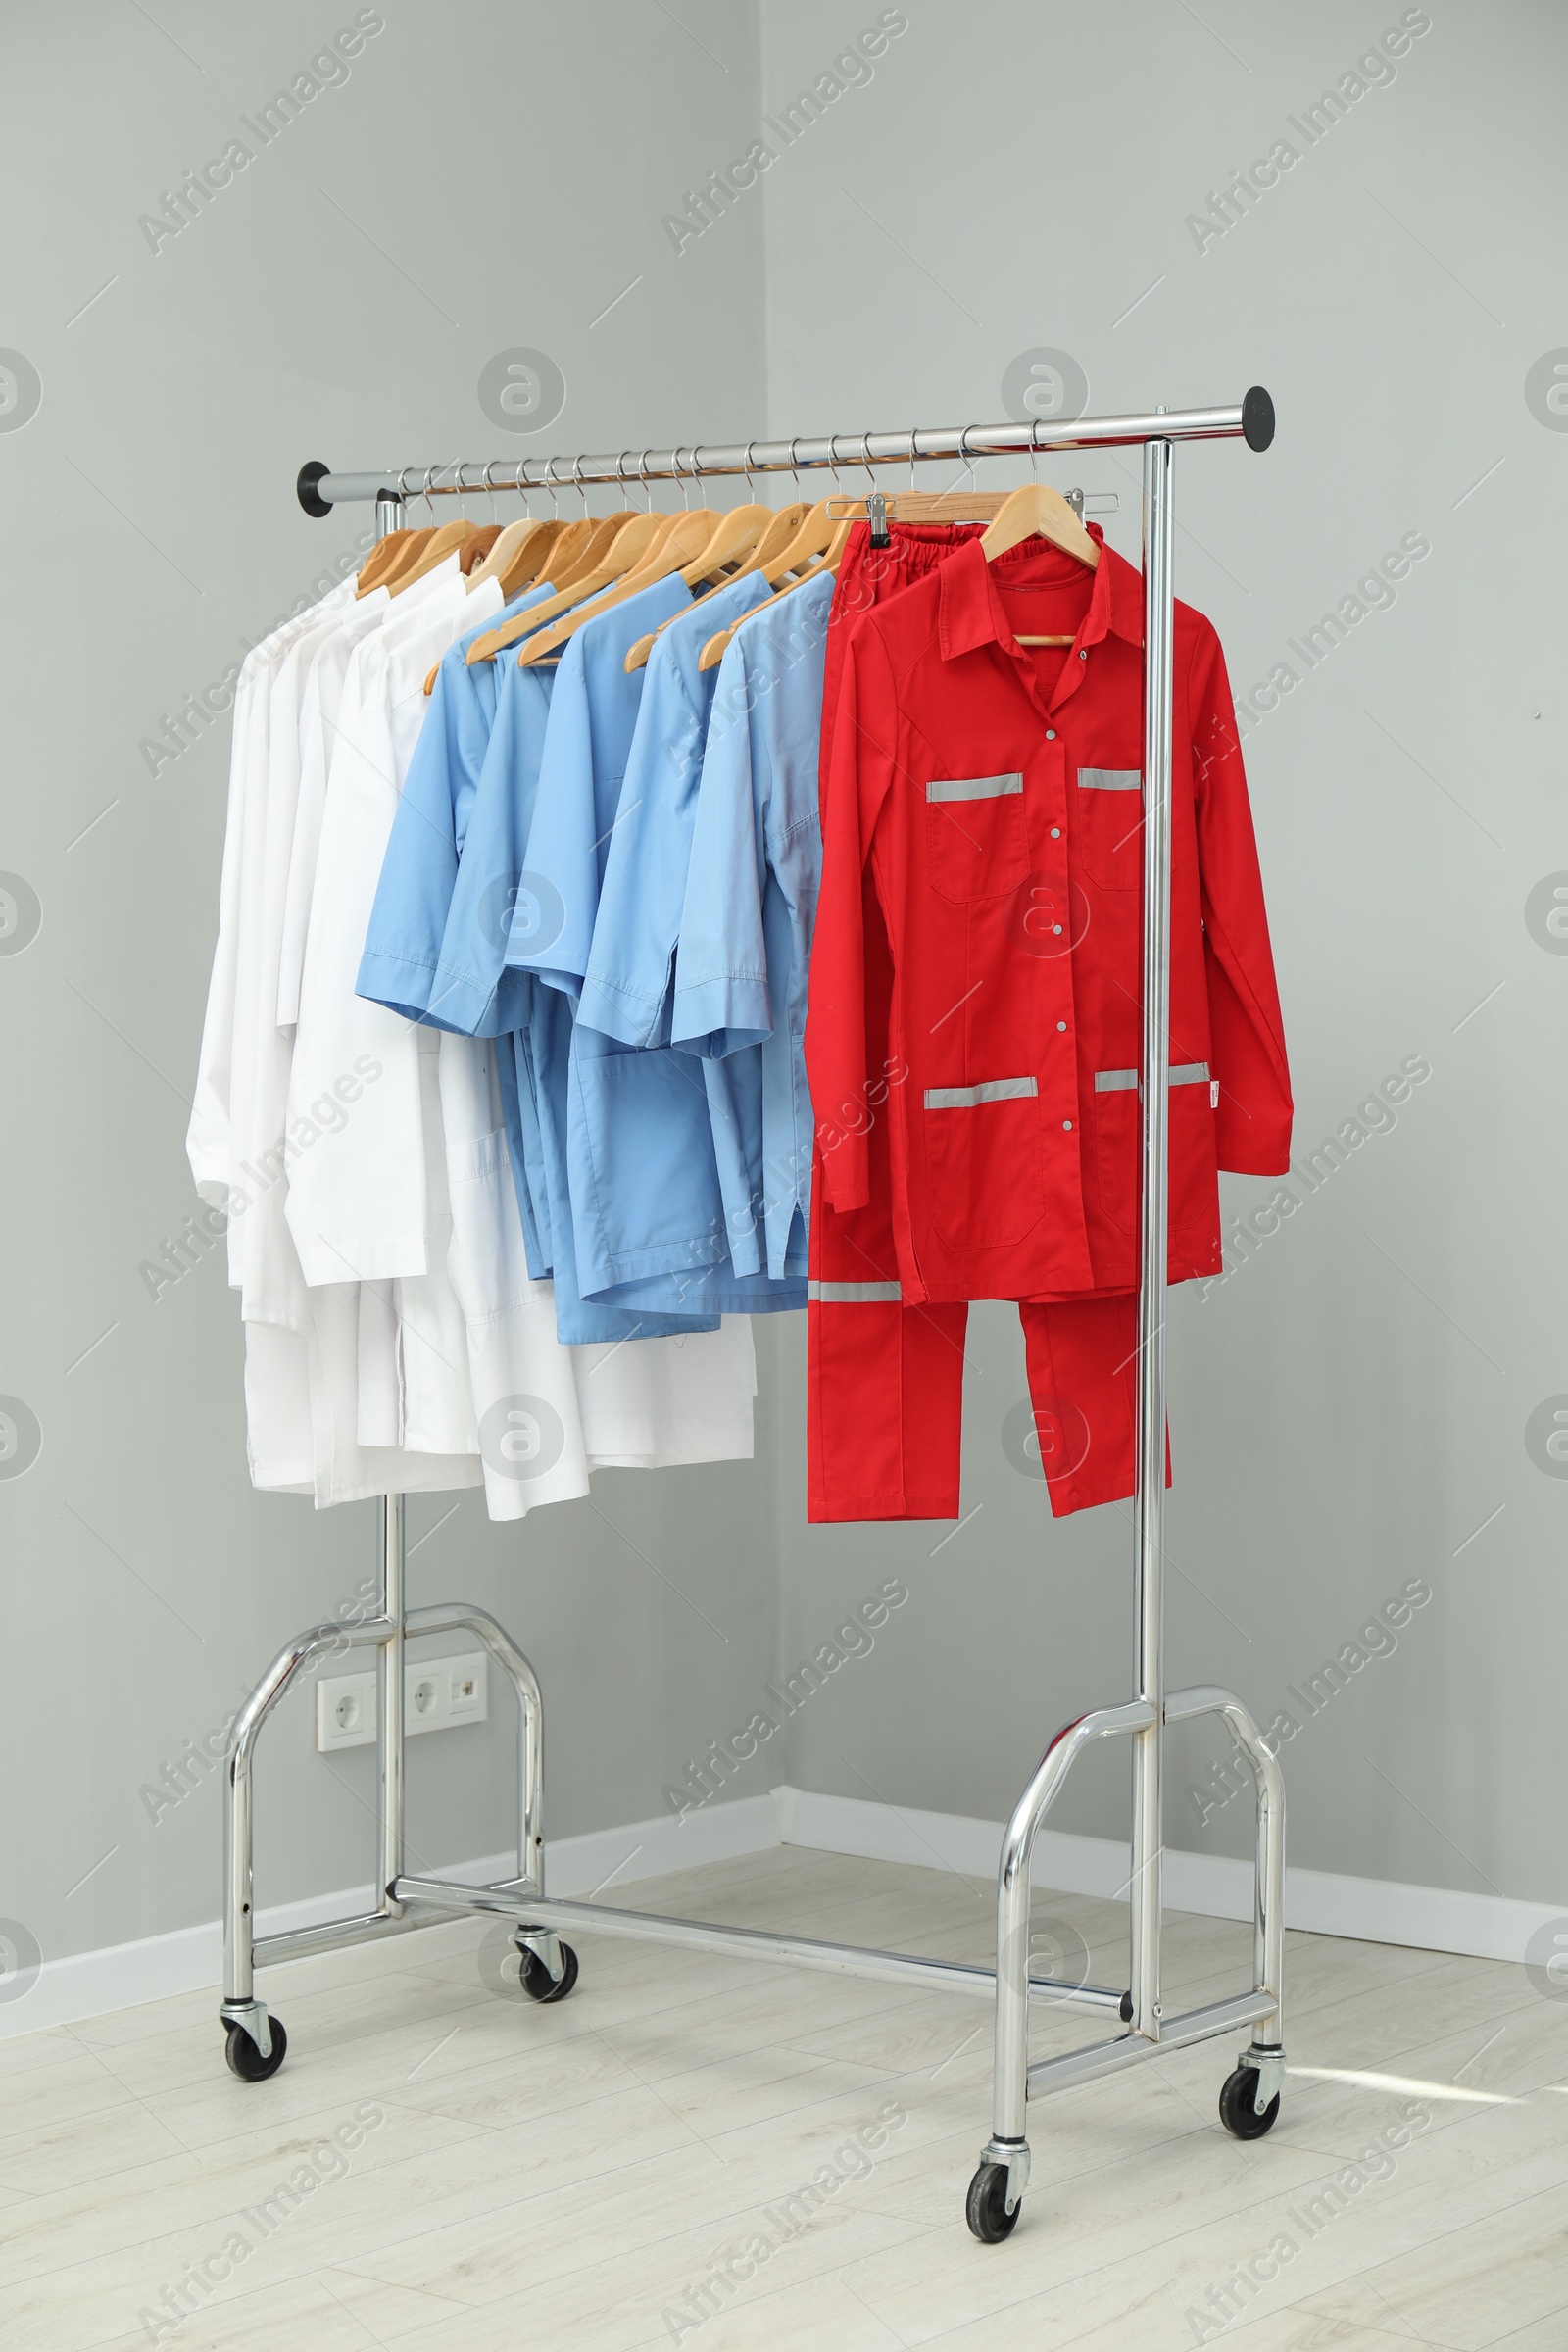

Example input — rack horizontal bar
[298,391,1274,513]
[1026,1991,1280,2096]
[392,1877,1129,2011]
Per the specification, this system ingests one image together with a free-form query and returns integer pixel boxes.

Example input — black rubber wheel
[519,1940,579,2003]
[223,2017,287,2082]
[965,2161,1021,2242]
[1219,2063,1280,2139]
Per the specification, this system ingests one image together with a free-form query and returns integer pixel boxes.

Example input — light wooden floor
[3,1846,1565,2350]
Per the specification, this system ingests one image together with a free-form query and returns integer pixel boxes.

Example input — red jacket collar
[936,523,1143,662]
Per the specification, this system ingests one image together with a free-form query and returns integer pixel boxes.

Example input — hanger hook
[958,425,979,498]
[743,438,757,506]
[546,459,562,520]
[858,436,875,499]
[908,428,919,495]
[1029,419,1041,487]
[453,460,469,519]
[482,459,499,525]
[786,437,802,506]
[825,433,844,502]
[571,454,588,519]
[420,464,437,526]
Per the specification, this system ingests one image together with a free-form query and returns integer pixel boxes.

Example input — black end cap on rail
[1242,386,1275,452]
[297,460,331,518]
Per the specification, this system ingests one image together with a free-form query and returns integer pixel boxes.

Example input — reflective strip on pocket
[807,1280,902,1303]
[1077,767,1142,792]
[925,772,1024,804]
[923,1076,1039,1109]
[1095,1061,1211,1094]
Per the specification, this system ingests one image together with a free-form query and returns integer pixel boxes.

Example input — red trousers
[808,523,1154,1522]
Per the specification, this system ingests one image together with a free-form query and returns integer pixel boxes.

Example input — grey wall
[759,0,1568,1907]
[0,0,782,1974]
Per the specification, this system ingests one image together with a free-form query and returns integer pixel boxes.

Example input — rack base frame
[222,400,1287,2237]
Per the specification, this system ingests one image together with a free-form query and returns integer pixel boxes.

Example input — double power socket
[315,1651,489,1753]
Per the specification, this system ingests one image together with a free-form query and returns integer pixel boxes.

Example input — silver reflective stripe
[808,1280,902,1303]
[923,1076,1038,1109]
[1077,766,1143,792]
[1096,1061,1211,1093]
[925,771,1024,804]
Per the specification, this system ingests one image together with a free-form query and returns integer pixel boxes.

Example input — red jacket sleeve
[804,620,896,1213]
[1187,622,1294,1175]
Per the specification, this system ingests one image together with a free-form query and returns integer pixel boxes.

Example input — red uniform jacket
[805,528,1292,1305]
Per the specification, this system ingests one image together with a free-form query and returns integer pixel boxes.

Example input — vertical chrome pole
[369,480,408,1921]
[372,466,408,1910]
[379,1494,406,1915]
[1129,433,1174,2041]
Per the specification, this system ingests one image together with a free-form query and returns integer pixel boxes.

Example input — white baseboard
[0,1792,783,2042]
[5,1783,1552,2040]
[776,1787,1562,1968]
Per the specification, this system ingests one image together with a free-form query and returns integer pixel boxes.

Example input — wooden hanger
[423,520,580,696]
[357,528,411,591]
[679,503,773,588]
[978,482,1098,646]
[752,499,840,587]
[624,500,810,671]
[979,481,1099,567]
[390,519,483,595]
[373,536,434,592]
[698,517,856,672]
[358,527,424,595]
[830,489,1004,525]
[466,512,667,666]
[458,524,501,574]
[534,516,600,585]
[517,510,716,667]
[466,516,552,595]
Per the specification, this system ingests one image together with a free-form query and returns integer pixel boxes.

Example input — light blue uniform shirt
[357,583,552,1028]
[671,571,832,1280]
[427,611,716,1343]
[577,570,771,1047]
[357,586,558,1282]
[507,576,804,1315]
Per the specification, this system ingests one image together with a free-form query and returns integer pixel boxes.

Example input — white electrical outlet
[315,1651,489,1753]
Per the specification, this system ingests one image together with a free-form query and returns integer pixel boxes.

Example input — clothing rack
[222,395,1286,2244]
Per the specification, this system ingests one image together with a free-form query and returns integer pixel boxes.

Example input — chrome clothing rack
[223,396,1286,2242]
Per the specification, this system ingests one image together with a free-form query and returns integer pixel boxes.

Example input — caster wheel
[1219,2063,1280,2139]
[965,2161,1021,2243]
[519,1940,579,2003]
[223,2017,287,2082]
